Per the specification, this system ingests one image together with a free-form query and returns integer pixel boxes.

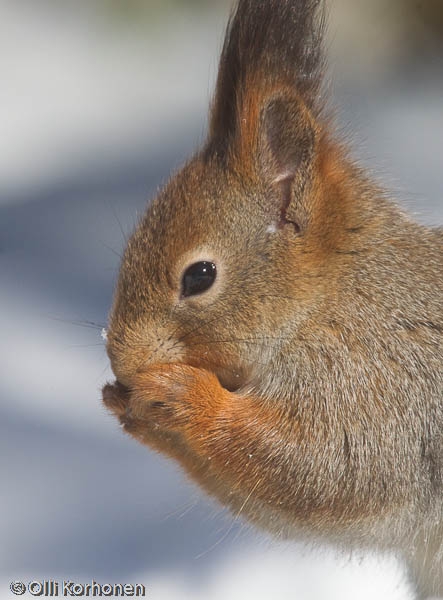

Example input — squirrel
[102,0,443,597]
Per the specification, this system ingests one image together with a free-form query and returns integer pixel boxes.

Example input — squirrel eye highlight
[181,261,217,298]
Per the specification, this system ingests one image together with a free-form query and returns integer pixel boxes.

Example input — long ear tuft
[209,0,326,149]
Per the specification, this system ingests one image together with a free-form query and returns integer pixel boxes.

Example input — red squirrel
[102,1,443,597]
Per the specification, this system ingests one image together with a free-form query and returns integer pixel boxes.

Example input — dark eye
[181,261,217,298]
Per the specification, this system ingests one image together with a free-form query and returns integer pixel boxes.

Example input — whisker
[47,316,107,331]
[163,289,312,348]
[66,343,106,349]
[194,477,262,559]
[190,352,269,371]
[186,335,291,347]
[159,500,198,522]
[107,198,128,245]
[99,240,123,260]
[172,288,314,345]
[167,306,198,341]
[96,362,113,384]
[177,304,243,344]
[191,354,268,372]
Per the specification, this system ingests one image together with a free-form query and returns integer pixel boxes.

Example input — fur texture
[103,1,443,597]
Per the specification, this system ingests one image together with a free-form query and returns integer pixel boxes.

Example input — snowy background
[1,1,442,599]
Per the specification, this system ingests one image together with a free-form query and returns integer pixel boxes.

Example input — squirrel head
[106,0,358,392]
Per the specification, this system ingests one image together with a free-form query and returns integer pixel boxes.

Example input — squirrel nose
[106,340,135,388]
[106,333,156,388]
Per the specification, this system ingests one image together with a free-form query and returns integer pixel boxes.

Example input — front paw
[128,364,222,433]
[103,364,223,441]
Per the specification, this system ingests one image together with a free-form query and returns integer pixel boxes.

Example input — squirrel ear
[261,95,316,184]
[208,0,325,148]
[206,0,325,227]
[258,94,318,231]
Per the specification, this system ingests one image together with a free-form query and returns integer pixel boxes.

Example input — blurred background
[1,0,442,598]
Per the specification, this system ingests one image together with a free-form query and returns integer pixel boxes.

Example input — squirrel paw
[103,364,223,439]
